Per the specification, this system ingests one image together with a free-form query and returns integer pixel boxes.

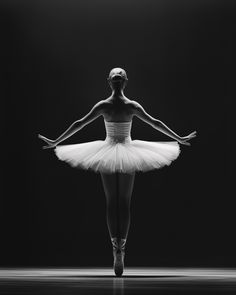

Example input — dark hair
[108,67,128,81]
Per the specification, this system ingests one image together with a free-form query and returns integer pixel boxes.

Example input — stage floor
[0,267,236,294]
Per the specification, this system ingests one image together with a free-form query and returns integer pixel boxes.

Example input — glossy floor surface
[0,268,236,294]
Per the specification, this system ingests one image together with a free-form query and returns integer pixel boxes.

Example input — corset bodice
[104,120,132,143]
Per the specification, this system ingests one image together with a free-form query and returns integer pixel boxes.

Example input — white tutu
[54,120,180,174]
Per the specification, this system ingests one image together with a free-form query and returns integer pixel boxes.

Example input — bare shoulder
[93,99,107,107]
[128,100,145,113]
[92,99,111,111]
[128,100,155,121]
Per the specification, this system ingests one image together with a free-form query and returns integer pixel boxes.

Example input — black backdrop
[2,0,233,267]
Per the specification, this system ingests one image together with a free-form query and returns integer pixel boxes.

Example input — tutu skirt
[54,120,180,174]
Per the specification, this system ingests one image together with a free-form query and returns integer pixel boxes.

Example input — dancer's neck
[111,89,125,96]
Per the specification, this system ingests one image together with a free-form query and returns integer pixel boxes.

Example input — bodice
[104,120,132,143]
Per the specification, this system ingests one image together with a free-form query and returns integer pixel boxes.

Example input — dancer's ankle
[111,237,126,250]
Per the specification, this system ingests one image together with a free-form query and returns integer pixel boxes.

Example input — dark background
[2,0,233,267]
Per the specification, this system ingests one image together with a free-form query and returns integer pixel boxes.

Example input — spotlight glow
[0,267,236,280]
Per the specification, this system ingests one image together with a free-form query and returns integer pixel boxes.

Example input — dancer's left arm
[133,101,197,145]
[38,101,105,149]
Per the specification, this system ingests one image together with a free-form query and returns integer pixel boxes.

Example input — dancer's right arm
[132,101,196,145]
[38,101,105,148]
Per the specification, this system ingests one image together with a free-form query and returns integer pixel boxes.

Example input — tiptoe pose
[38,67,196,276]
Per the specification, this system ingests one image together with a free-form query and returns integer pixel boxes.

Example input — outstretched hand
[178,131,197,146]
[38,134,57,149]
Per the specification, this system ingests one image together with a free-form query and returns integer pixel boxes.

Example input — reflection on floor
[0,268,236,294]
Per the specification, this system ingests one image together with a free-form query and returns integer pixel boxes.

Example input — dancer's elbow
[73,119,84,130]
[151,119,162,129]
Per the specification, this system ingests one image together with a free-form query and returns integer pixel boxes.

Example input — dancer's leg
[100,172,118,239]
[117,172,135,240]
[101,171,135,276]
[100,172,135,240]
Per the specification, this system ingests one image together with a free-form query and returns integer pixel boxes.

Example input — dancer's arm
[132,101,196,145]
[38,101,105,148]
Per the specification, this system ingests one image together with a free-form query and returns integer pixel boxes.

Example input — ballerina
[38,67,196,277]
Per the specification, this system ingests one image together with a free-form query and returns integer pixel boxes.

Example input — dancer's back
[93,96,143,123]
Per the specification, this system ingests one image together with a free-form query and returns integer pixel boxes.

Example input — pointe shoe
[111,237,126,277]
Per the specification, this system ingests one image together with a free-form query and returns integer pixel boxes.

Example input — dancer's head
[107,67,128,91]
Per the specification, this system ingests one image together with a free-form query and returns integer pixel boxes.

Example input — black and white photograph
[1,0,233,294]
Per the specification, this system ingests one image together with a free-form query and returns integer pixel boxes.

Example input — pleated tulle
[54,121,180,173]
